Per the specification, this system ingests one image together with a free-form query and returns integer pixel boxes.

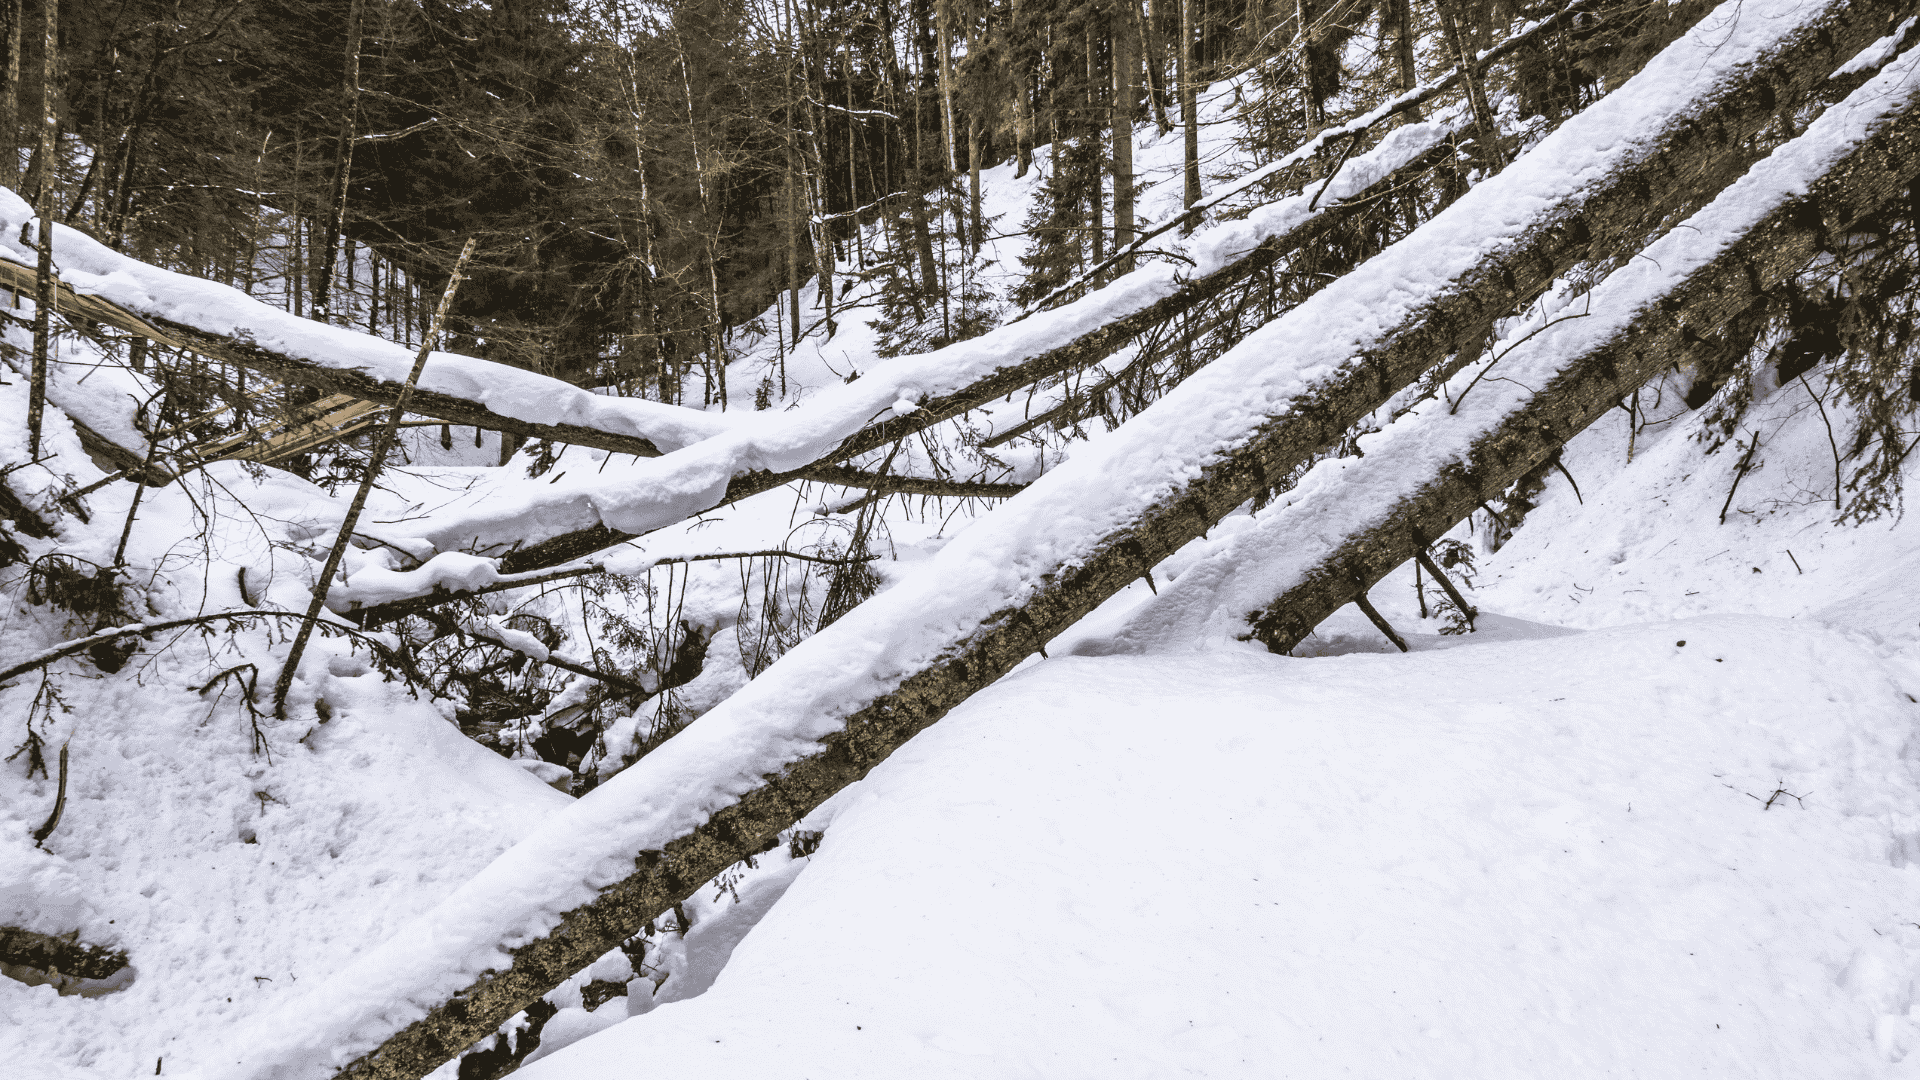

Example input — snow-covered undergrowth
[0,382,571,1077]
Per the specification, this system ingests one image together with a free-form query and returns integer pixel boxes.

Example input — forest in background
[7,0,1683,409]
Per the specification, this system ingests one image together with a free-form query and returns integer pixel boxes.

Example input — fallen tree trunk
[195,8,1903,1080]
[1158,60,1920,655]
[478,0,1881,581]
[0,254,678,460]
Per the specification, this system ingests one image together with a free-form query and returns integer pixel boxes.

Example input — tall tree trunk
[1296,0,1326,129]
[706,245,727,409]
[25,0,53,458]
[1138,0,1172,134]
[1086,17,1104,266]
[787,0,832,329]
[1438,2,1501,171]
[313,0,366,325]
[786,158,803,370]
[290,131,304,316]
[936,0,957,175]
[1380,0,1418,112]
[0,0,18,188]
[1179,0,1200,234]
[1111,0,1138,269]
[965,19,981,252]
[1008,0,1032,178]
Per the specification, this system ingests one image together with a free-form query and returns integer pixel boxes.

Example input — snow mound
[523,617,1920,1078]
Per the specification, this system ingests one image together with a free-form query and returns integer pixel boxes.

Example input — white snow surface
[520,619,1920,1079]
[0,593,570,1079]
[199,3,1908,1075]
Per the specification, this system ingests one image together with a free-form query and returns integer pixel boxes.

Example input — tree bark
[1380,0,1418,117]
[1438,1,1502,171]
[25,0,54,458]
[0,925,127,981]
[1111,0,1138,269]
[1138,0,1173,134]
[1178,0,1200,233]
[0,0,19,187]
[936,0,957,175]
[1247,98,1920,651]
[1008,0,1033,177]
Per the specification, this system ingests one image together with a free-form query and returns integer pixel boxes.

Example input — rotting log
[1243,82,1920,651]
[320,9,1910,1079]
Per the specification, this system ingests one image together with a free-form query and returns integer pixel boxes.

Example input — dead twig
[1718,431,1761,524]
[274,239,477,718]
[30,742,68,847]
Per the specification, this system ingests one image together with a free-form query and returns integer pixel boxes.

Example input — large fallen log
[0,205,737,462]
[1097,44,1920,657]
[197,7,1903,1080]
[434,0,1895,584]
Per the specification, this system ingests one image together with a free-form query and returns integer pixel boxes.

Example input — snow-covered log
[198,7,1914,1080]
[390,0,1904,589]
[1101,44,1920,655]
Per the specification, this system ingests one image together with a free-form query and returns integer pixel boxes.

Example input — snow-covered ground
[4,2,1919,1077]
[523,616,1920,1079]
